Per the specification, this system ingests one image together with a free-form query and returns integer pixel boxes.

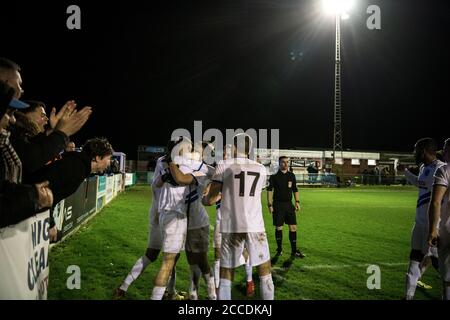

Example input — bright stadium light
[321,0,356,163]
[322,0,355,16]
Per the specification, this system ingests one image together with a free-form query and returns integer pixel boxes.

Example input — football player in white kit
[114,150,182,299]
[208,144,255,297]
[428,138,450,300]
[403,138,444,300]
[150,137,193,300]
[203,133,274,300]
[168,141,217,300]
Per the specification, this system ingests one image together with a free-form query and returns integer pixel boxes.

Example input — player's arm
[404,168,419,187]
[169,162,195,186]
[203,181,222,206]
[202,183,221,205]
[266,175,274,214]
[155,175,164,188]
[428,184,446,247]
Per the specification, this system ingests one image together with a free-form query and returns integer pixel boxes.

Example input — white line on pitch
[299,262,407,270]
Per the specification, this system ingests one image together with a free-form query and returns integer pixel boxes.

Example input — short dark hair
[82,137,113,160]
[415,138,437,155]
[0,57,21,75]
[279,156,289,162]
[22,100,47,114]
[233,133,252,155]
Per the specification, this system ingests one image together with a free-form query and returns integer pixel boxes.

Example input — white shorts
[213,221,221,249]
[186,226,209,253]
[438,234,450,282]
[147,205,162,250]
[159,211,187,254]
[220,232,270,269]
[411,224,436,256]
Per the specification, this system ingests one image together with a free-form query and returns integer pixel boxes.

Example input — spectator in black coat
[27,137,114,204]
[0,80,53,228]
[0,57,93,178]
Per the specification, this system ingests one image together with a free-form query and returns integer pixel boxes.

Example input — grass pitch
[48,184,442,300]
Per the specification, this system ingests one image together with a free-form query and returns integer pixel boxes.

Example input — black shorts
[273,202,296,227]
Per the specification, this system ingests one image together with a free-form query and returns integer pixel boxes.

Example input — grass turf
[48,184,442,300]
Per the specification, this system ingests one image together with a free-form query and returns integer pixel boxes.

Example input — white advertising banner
[105,175,114,204]
[0,210,50,300]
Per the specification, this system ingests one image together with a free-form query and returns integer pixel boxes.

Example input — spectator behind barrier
[28,137,114,205]
[18,100,48,134]
[0,57,93,178]
[0,80,53,228]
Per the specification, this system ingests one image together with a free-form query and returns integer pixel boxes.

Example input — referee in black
[267,156,305,258]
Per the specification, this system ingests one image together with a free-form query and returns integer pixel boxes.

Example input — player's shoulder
[435,159,446,169]
[435,163,450,176]
[156,156,166,166]
[246,159,267,174]
[203,163,215,176]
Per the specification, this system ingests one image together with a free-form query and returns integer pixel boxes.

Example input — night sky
[1,0,449,159]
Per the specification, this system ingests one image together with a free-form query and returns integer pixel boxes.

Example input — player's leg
[151,252,178,300]
[257,261,274,300]
[165,253,183,299]
[405,249,424,299]
[419,255,431,275]
[116,248,160,295]
[190,251,217,300]
[438,241,450,300]
[152,211,187,300]
[114,208,162,298]
[405,224,426,299]
[444,282,450,300]
[416,255,433,290]
[214,248,221,289]
[219,233,244,300]
[195,226,216,300]
[246,232,274,300]
[186,251,201,300]
[219,267,235,300]
[213,220,221,290]
[242,248,254,297]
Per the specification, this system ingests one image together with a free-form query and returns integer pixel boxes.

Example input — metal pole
[333,14,343,163]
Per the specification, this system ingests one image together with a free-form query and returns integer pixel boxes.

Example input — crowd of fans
[0,57,114,298]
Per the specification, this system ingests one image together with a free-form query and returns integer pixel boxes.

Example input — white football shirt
[406,159,445,226]
[212,157,267,233]
[179,159,214,230]
[433,164,450,237]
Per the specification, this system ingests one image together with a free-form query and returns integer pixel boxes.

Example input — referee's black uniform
[267,170,303,257]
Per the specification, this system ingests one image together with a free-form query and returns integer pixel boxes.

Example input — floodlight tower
[322,0,354,163]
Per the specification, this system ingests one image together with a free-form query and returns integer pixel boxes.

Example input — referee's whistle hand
[268,206,274,214]
[295,203,300,211]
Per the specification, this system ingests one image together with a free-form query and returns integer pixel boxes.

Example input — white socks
[218,278,232,300]
[260,274,274,300]
[218,274,274,300]
[245,261,253,282]
[406,260,421,299]
[214,260,221,289]
[120,255,151,291]
[203,272,217,300]
[151,286,166,300]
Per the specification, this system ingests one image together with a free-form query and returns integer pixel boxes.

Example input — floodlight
[322,0,355,16]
